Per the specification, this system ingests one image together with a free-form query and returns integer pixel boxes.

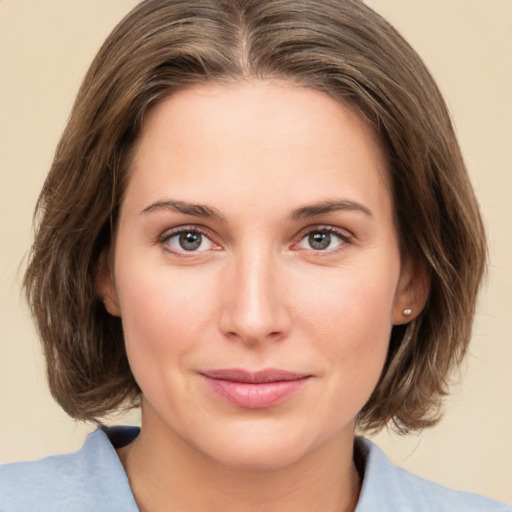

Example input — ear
[392,258,430,325]
[95,251,121,317]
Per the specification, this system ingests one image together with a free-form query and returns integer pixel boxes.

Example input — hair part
[24,0,486,433]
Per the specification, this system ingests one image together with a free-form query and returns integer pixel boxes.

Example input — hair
[24,0,486,433]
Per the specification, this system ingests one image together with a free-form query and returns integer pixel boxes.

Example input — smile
[200,369,312,409]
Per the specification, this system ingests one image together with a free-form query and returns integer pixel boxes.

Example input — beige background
[1,0,511,503]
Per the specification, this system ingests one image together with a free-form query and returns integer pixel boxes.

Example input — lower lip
[202,376,310,409]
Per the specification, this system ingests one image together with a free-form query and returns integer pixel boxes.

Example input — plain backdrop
[1,0,511,503]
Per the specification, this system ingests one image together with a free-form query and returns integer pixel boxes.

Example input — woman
[1,0,509,510]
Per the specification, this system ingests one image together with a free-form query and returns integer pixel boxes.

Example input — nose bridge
[221,244,289,343]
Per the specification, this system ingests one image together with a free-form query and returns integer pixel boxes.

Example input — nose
[219,249,292,346]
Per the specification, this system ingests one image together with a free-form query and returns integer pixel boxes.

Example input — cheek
[293,262,397,340]
[299,282,393,433]
[115,262,220,372]
[290,264,397,389]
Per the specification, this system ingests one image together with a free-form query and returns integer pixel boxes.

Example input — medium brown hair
[24,0,486,432]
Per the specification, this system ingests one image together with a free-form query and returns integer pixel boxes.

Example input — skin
[98,80,428,512]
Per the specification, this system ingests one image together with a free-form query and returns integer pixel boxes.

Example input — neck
[118,408,361,512]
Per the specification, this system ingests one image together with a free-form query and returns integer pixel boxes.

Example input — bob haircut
[24,0,486,433]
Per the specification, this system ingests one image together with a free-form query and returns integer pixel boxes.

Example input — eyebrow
[140,198,373,222]
[290,199,373,220]
[141,200,226,221]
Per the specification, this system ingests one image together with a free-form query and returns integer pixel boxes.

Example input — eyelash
[158,225,219,257]
[158,225,354,256]
[293,226,354,256]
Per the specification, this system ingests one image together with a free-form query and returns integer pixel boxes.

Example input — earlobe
[392,259,430,325]
[95,252,121,317]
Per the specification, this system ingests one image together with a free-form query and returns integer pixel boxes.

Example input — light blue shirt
[1,426,510,511]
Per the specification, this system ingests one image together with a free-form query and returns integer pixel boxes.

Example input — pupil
[179,232,202,251]
[309,232,330,250]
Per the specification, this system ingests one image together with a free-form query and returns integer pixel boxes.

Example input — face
[100,81,423,469]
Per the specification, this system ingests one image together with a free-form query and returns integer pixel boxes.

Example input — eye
[162,228,217,253]
[297,228,349,251]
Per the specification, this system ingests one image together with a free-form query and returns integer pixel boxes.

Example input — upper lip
[200,369,310,383]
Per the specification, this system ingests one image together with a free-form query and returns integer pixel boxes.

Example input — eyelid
[156,223,354,256]
[158,225,221,255]
[293,225,354,252]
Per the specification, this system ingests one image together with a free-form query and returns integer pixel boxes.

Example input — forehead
[125,80,391,218]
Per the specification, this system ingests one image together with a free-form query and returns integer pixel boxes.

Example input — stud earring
[402,308,412,316]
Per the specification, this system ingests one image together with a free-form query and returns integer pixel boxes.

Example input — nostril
[224,329,284,344]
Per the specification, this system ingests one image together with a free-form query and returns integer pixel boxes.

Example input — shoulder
[0,426,140,512]
[355,438,511,512]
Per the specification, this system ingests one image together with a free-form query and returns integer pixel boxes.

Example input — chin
[205,440,310,471]
[185,420,335,471]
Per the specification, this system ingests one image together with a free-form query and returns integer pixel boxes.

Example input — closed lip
[199,368,312,409]
[200,368,311,383]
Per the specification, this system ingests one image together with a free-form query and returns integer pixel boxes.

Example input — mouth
[200,369,312,409]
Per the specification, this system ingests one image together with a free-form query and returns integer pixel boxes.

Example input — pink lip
[200,369,311,409]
